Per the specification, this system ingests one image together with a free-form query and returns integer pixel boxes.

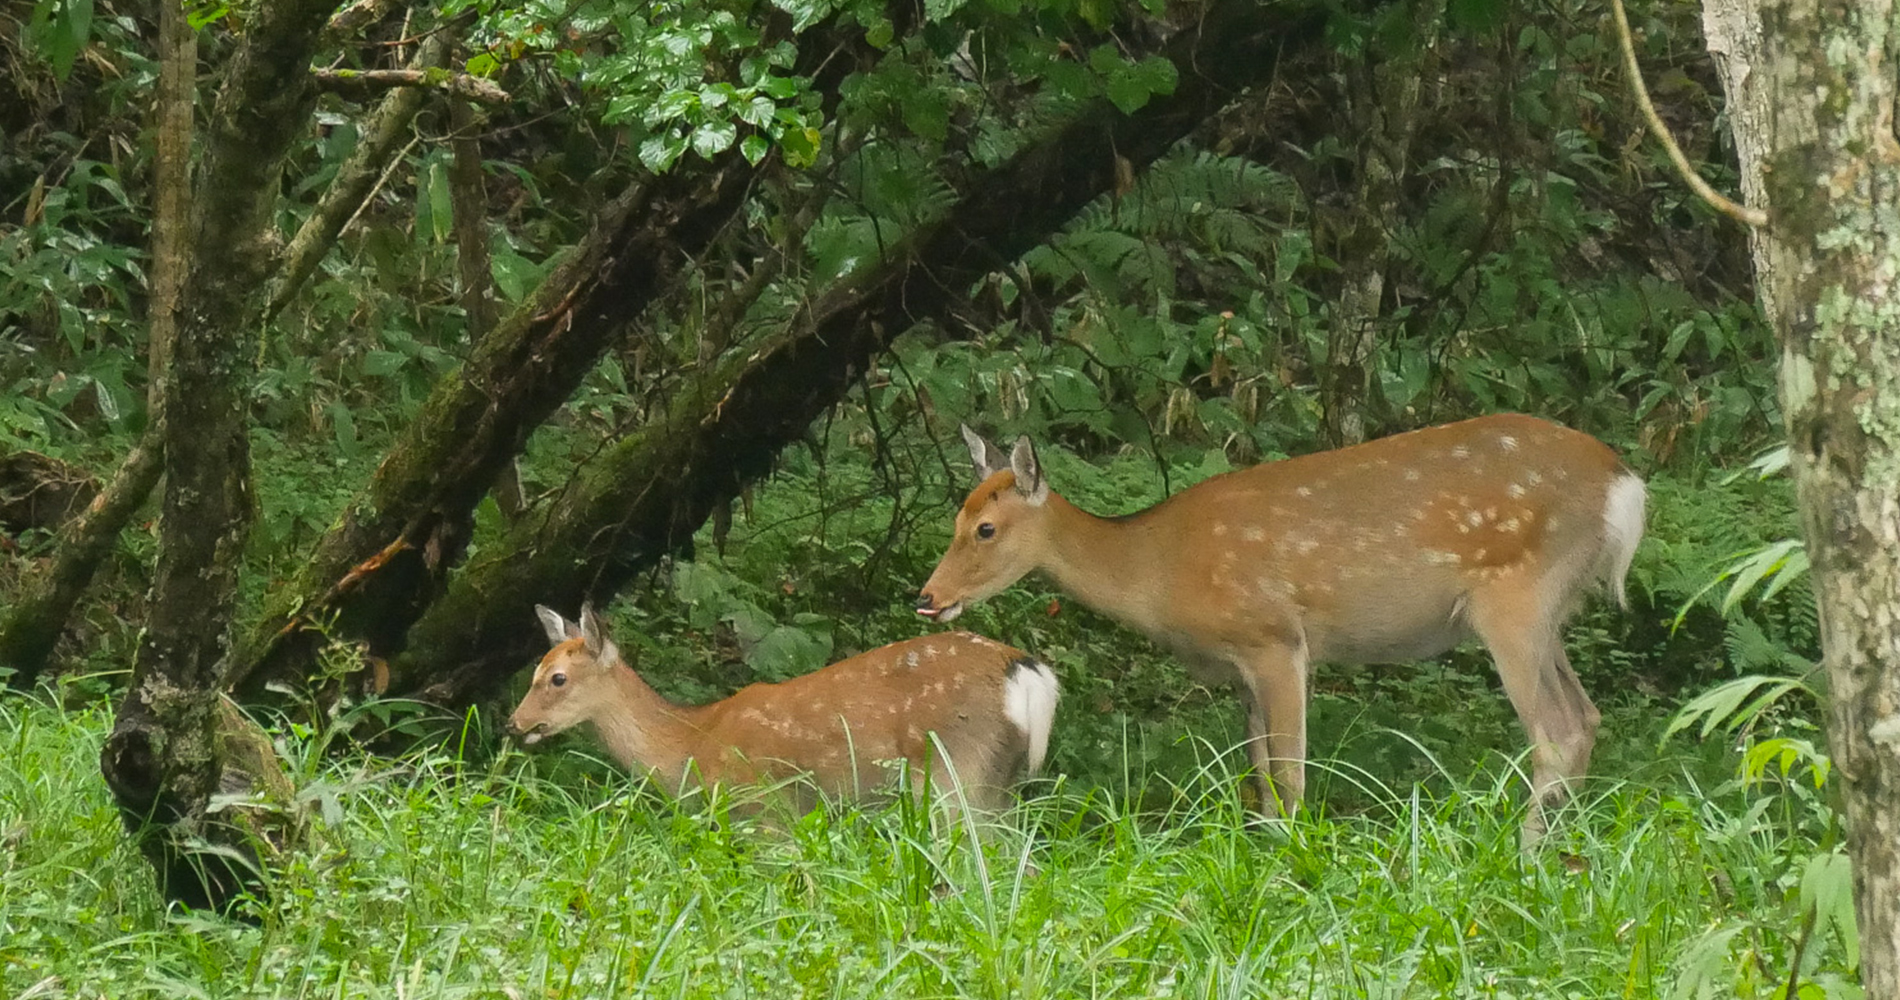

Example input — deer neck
[589,665,707,790]
[1038,492,1172,636]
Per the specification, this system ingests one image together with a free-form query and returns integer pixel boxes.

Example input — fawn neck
[589,664,708,788]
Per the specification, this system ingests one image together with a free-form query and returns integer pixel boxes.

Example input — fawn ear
[961,424,1008,480]
[577,603,620,669]
[1009,436,1048,506]
[535,605,577,647]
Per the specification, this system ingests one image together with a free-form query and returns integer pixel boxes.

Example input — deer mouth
[514,722,549,745]
[917,601,964,623]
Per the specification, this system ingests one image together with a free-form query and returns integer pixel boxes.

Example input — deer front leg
[1238,640,1310,816]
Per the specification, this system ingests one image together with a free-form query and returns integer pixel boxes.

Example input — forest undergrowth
[0,443,1853,999]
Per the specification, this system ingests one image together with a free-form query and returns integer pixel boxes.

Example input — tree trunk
[223,8,907,698]
[1703,0,1900,990]
[393,0,1335,702]
[100,0,335,915]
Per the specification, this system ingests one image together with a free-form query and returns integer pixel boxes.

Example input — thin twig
[1782,900,1820,1000]
[1609,0,1767,226]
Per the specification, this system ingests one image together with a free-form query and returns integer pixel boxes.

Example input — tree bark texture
[101,0,336,915]
[1704,0,1900,990]
[393,0,1334,702]
[225,9,908,697]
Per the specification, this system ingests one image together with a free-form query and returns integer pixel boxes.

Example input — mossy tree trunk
[1704,0,1900,989]
[99,0,335,915]
[391,0,1334,702]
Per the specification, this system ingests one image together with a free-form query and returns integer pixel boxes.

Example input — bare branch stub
[313,68,512,105]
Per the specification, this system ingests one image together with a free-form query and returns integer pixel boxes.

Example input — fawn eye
[976,522,997,540]
[550,673,567,688]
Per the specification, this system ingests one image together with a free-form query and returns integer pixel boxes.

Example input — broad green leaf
[691,120,737,159]
[779,126,822,168]
[639,131,688,172]
[740,135,770,165]
[1801,852,1858,970]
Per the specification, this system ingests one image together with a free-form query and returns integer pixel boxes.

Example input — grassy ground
[0,436,1844,998]
[0,684,1839,1000]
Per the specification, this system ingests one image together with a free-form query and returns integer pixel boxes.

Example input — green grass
[0,688,1843,999]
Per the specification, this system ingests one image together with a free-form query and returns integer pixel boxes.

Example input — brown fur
[919,414,1645,845]
[509,608,1058,818]
[962,470,1018,516]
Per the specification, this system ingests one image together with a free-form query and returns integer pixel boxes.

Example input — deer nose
[916,593,937,611]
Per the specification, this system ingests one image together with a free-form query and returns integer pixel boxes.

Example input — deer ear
[578,603,620,668]
[961,424,1009,480]
[535,605,575,647]
[1009,436,1048,506]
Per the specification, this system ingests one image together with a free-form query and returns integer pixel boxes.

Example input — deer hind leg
[1237,640,1310,817]
[1466,576,1600,847]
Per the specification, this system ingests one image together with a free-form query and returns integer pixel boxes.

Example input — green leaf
[901,89,949,142]
[1801,852,1858,970]
[1663,674,1807,741]
[1719,539,1805,614]
[737,96,776,127]
[490,245,538,302]
[778,126,822,168]
[364,350,406,377]
[740,135,770,165]
[465,52,500,77]
[327,401,359,461]
[760,74,800,100]
[47,0,93,81]
[745,625,832,682]
[690,119,737,159]
[1448,0,1505,33]
[638,131,688,172]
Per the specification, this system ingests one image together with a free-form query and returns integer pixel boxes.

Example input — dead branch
[313,67,511,105]
[1609,0,1766,226]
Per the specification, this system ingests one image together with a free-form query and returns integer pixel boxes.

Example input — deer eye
[550,673,567,688]
[976,522,997,540]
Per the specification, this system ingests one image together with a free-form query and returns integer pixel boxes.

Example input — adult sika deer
[917,415,1644,844]
[509,605,1059,816]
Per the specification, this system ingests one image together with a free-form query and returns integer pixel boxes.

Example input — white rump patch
[1004,660,1061,775]
[1602,474,1647,608]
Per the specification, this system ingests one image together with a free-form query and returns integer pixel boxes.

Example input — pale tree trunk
[1704,0,1900,990]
